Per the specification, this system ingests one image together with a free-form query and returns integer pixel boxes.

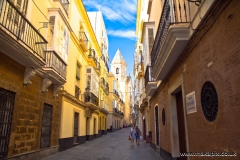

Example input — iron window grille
[201,81,218,122]
[40,103,53,149]
[0,88,16,159]
[162,108,165,126]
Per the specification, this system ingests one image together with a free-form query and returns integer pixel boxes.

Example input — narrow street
[43,129,162,160]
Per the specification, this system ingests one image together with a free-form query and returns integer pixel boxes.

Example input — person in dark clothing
[135,125,141,145]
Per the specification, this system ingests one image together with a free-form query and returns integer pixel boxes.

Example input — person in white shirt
[129,125,135,146]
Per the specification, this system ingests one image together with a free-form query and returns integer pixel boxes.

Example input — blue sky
[83,0,137,77]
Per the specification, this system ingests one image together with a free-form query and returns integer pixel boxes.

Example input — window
[41,103,53,149]
[73,112,79,143]
[75,85,80,99]
[148,28,154,54]
[0,88,15,159]
[48,16,55,47]
[116,68,119,74]
[86,75,91,88]
[113,80,116,91]
[76,64,80,80]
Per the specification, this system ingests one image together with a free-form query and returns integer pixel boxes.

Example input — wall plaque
[186,91,197,114]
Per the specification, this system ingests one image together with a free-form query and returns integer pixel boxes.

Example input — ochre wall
[0,52,61,158]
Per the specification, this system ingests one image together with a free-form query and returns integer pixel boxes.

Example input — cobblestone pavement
[43,128,162,160]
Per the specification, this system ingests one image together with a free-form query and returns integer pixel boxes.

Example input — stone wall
[0,52,61,159]
[150,0,240,159]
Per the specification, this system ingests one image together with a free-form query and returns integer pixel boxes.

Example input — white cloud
[108,29,137,40]
[83,0,137,24]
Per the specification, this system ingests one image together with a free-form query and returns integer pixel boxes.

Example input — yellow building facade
[0,0,109,158]
[0,0,69,159]
[107,72,124,131]
[58,0,109,151]
[87,11,110,137]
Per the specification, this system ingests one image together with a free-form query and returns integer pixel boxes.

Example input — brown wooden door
[176,91,187,160]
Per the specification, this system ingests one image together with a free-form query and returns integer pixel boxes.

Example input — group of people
[129,125,141,146]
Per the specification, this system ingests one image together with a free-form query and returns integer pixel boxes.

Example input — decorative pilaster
[42,78,52,93]
[23,68,36,87]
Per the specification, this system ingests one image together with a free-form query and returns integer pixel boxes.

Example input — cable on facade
[32,0,50,22]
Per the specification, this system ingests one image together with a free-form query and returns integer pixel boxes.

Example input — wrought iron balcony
[144,65,156,87]
[151,0,190,80]
[100,77,108,94]
[113,89,120,99]
[105,62,109,72]
[88,49,98,65]
[101,55,106,63]
[0,0,47,65]
[79,31,88,51]
[44,50,67,83]
[84,92,99,106]
[113,108,124,117]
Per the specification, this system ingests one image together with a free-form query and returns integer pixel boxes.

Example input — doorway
[155,106,159,146]
[73,112,79,144]
[94,118,96,138]
[168,75,188,159]
[176,90,187,160]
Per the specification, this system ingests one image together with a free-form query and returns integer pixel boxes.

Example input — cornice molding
[61,90,85,108]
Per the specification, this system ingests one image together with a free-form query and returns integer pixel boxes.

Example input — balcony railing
[105,61,109,72]
[79,31,88,51]
[151,0,189,69]
[88,49,97,64]
[0,0,47,61]
[101,55,106,63]
[45,51,67,79]
[113,89,120,99]
[100,78,109,95]
[144,66,155,87]
[113,108,124,116]
[84,92,99,106]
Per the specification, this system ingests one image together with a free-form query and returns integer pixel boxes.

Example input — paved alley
[43,128,162,160]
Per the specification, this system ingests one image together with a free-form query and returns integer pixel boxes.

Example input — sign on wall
[186,91,197,114]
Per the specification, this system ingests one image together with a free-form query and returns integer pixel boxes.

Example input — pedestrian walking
[135,125,141,145]
[129,125,135,146]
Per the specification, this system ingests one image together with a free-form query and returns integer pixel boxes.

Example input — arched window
[116,68,119,74]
